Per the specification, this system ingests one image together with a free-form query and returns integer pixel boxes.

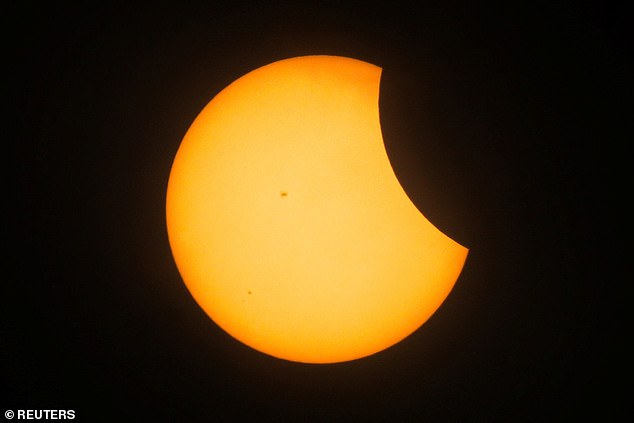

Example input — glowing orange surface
[166,55,468,363]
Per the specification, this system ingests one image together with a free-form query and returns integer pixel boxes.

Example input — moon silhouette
[166,55,468,363]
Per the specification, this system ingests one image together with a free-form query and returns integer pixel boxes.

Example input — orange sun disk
[166,55,468,363]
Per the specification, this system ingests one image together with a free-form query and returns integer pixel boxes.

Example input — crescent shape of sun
[166,55,468,364]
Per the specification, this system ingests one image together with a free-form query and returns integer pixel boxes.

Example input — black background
[5,1,627,421]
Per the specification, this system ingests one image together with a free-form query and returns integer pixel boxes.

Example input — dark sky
[6,1,627,421]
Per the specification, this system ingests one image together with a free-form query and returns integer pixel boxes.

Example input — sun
[166,55,468,363]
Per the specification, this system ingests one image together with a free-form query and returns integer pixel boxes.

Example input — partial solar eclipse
[166,55,468,363]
